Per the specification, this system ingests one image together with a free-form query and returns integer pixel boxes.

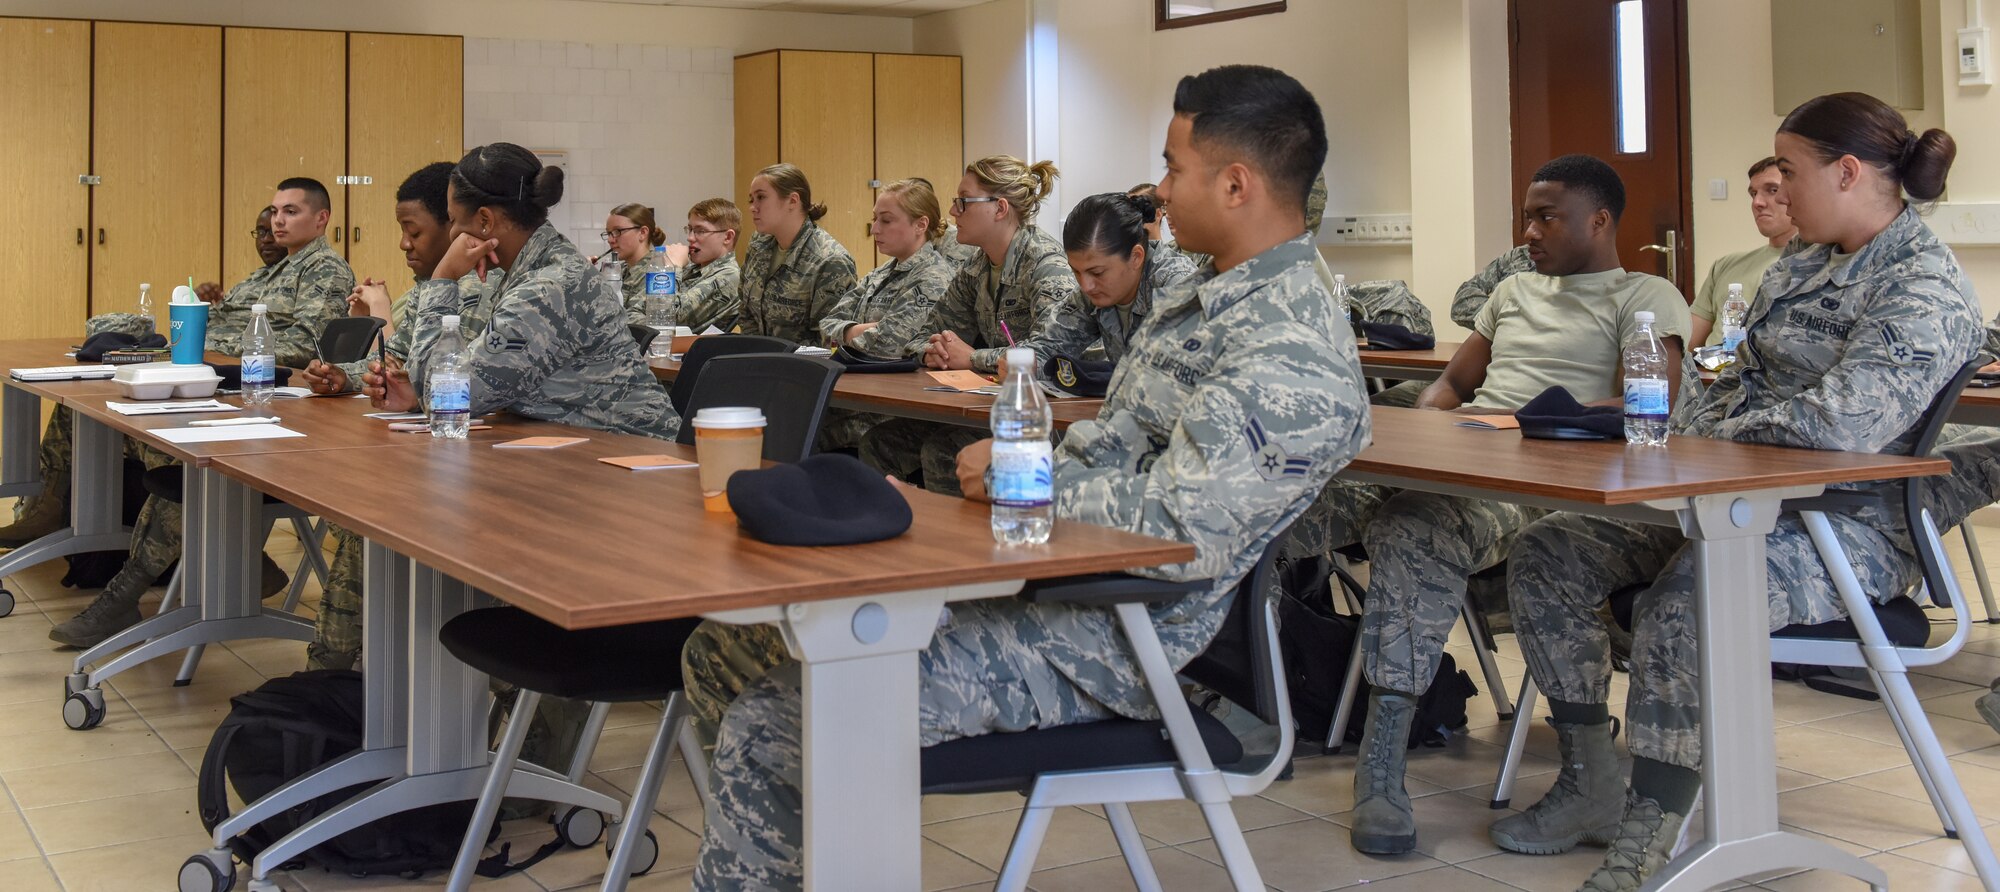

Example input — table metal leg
[0,384,42,500]
[0,410,130,577]
[1644,493,1886,892]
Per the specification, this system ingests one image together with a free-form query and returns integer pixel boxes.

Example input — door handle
[352,226,360,244]
[1639,229,1678,287]
[97,228,105,246]
[332,227,342,244]
[76,228,84,245]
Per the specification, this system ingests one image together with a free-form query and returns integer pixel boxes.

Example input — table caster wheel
[556,805,605,848]
[246,878,280,892]
[607,828,659,877]
[0,588,13,618]
[64,672,88,697]
[178,849,234,892]
[63,688,105,730]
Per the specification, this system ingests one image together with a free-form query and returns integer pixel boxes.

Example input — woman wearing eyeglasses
[737,163,857,344]
[859,155,1080,495]
[676,198,744,333]
[599,202,676,324]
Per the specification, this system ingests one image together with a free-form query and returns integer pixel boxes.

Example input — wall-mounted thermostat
[1961,26,1992,86]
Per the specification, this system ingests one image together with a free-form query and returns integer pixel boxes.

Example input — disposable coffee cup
[167,286,209,365]
[691,407,766,512]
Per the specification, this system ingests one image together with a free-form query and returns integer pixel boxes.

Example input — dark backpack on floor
[59,457,154,589]
[195,670,541,879]
[1276,555,1479,751]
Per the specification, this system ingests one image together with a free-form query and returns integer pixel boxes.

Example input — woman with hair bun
[598,202,673,324]
[365,141,678,440]
[737,163,858,343]
[1494,92,1982,890]
[1021,190,1195,365]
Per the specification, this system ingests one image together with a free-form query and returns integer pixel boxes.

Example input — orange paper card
[1454,415,1521,430]
[494,436,587,449]
[598,454,697,470]
[926,370,993,390]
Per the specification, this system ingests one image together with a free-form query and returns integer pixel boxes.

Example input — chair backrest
[318,316,387,365]
[627,323,659,354]
[1181,524,1293,729]
[668,334,795,417]
[1903,357,1990,609]
[675,353,844,462]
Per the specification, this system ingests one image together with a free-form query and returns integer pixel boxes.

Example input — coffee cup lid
[691,406,766,429]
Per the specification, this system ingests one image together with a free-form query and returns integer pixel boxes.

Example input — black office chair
[919,528,1295,891]
[317,316,388,365]
[1485,361,2000,892]
[674,353,843,462]
[666,334,793,417]
[438,613,707,891]
[626,323,659,354]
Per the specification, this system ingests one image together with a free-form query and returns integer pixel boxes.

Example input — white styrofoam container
[112,361,221,400]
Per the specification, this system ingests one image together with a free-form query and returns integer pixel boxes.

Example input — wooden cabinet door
[733,51,780,264]
[778,51,876,274]
[0,18,91,338]
[91,22,222,317]
[874,54,963,268]
[346,33,462,285]
[223,28,346,288]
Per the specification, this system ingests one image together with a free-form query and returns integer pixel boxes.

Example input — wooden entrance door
[1510,0,1692,294]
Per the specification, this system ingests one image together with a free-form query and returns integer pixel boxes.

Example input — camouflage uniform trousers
[1508,508,1913,769]
[686,600,1118,891]
[857,418,997,498]
[1359,491,1544,694]
[91,442,186,604]
[1281,479,1391,567]
[811,408,890,455]
[1369,380,1426,408]
[8,407,155,528]
[1916,424,2000,534]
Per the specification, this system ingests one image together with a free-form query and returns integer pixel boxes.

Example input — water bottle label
[990,440,1053,508]
[430,380,471,414]
[993,420,1023,440]
[1623,378,1669,418]
[242,355,274,386]
[1721,329,1746,353]
[644,270,678,296]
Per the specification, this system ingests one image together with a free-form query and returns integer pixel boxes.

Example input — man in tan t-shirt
[1346,154,1688,856]
[1688,156,1796,347]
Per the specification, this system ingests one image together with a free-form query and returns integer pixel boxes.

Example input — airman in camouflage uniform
[1018,242,1196,365]
[676,254,742,334]
[406,223,677,440]
[45,234,354,648]
[856,225,1078,495]
[1450,244,1535,331]
[689,230,1372,890]
[1495,207,1980,883]
[815,240,958,452]
[736,220,857,345]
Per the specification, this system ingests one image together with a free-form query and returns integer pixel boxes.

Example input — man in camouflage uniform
[1450,244,1535,331]
[815,238,957,451]
[856,221,1078,496]
[673,199,745,333]
[687,63,1369,892]
[1494,205,1979,889]
[736,217,856,346]
[47,184,355,648]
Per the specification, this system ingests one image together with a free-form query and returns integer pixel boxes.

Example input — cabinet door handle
[352,226,361,244]
[333,227,343,243]
[97,228,105,245]
[76,228,83,245]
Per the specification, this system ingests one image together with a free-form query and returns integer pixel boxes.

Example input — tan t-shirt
[1470,268,1690,410]
[1689,243,1782,346]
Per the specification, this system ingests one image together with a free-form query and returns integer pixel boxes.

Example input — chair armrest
[1781,492,1882,513]
[1018,573,1210,606]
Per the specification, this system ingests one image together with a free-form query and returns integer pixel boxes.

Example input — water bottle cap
[252,303,267,314]
[653,245,666,253]
[139,283,150,292]
[1005,347,1034,369]
[1728,282,1743,294]
[1333,274,1346,285]
[1634,311,1655,323]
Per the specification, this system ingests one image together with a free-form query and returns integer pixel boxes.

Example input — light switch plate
[1708,178,1729,200]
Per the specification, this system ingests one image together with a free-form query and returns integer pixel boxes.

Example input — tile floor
[0,509,1997,891]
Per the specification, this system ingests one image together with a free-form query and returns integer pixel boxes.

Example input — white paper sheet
[105,400,241,416]
[153,425,306,444]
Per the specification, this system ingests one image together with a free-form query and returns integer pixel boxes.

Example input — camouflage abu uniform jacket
[408,224,678,440]
[1350,279,1434,335]
[208,236,354,368]
[675,255,741,334]
[330,272,496,392]
[817,241,955,359]
[1037,232,1371,719]
[737,219,856,344]
[1451,244,1535,331]
[1020,246,1197,365]
[1681,206,1980,550]
[925,224,1079,375]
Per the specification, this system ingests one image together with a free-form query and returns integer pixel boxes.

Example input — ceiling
[578,0,993,16]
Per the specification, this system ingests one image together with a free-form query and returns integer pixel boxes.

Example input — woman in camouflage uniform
[736,163,857,344]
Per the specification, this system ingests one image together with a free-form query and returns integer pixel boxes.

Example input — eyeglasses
[951,196,1000,213]
[250,228,273,239]
[684,226,730,238]
[600,225,643,242]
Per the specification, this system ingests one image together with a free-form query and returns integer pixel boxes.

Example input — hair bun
[1902,128,1956,202]
[531,166,565,209]
[806,201,829,222]
[1122,192,1158,224]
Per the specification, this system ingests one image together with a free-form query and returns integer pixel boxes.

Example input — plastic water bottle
[1332,273,1350,321]
[427,314,472,440]
[644,247,678,359]
[1720,283,1749,353]
[990,347,1054,545]
[1622,310,1670,446]
[137,283,153,326]
[241,304,276,407]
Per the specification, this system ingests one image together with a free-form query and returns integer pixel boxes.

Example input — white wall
[912,0,1031,161]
